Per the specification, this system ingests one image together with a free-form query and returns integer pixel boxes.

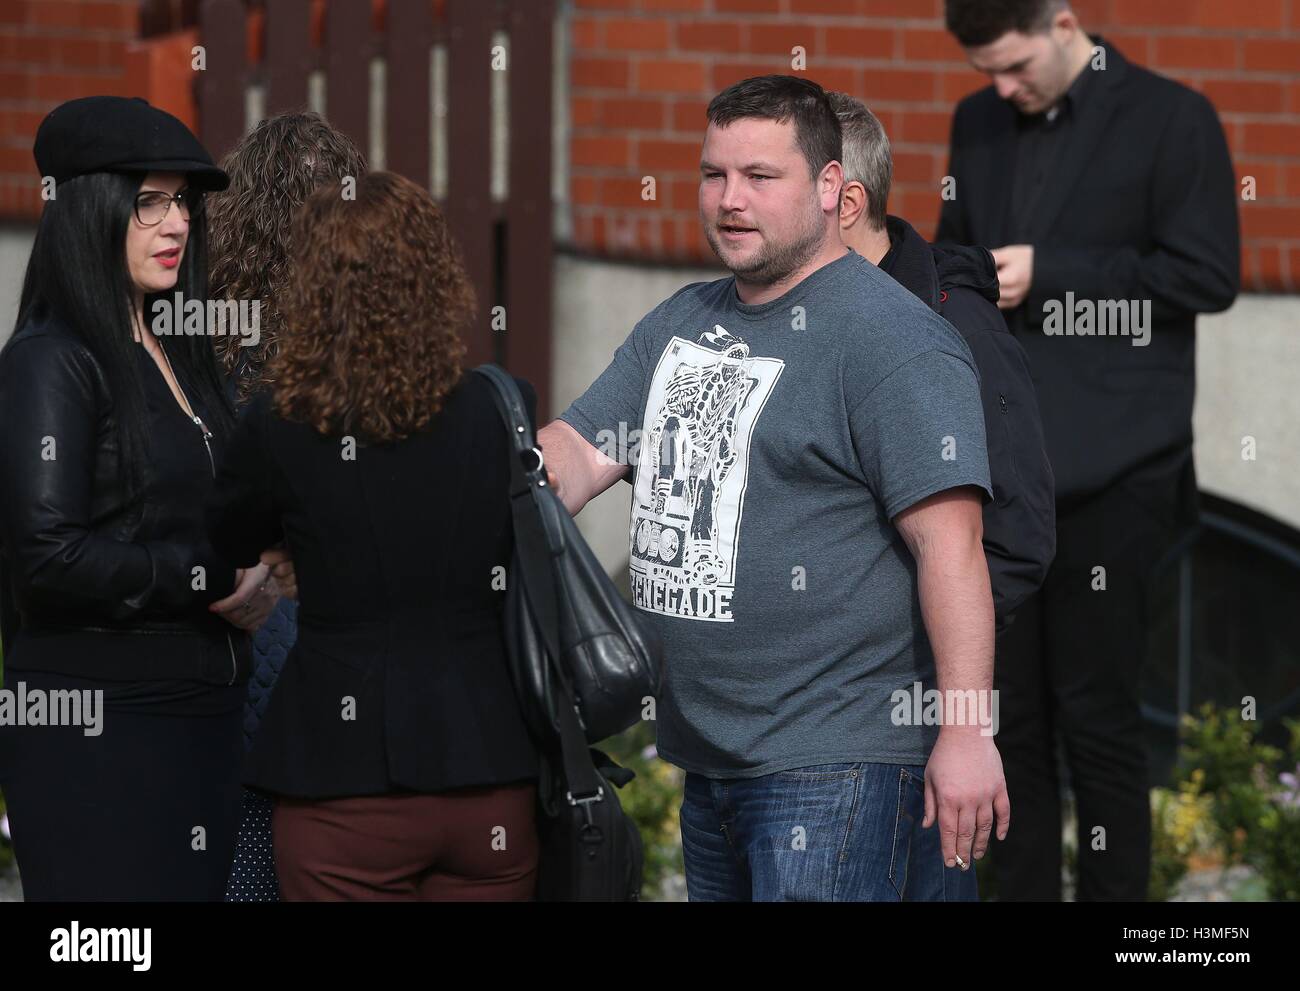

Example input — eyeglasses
[134,188,205,227]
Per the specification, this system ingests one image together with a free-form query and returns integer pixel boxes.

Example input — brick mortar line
[1,31,135,41]
[570,15,1298,33]
[0,63,129,71]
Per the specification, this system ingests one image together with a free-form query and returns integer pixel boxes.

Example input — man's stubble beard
[705,191,828,288]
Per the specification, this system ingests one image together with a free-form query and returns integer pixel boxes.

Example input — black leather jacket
[0,314,247,683]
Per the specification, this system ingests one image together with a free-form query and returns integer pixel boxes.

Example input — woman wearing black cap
[0,96,278,900]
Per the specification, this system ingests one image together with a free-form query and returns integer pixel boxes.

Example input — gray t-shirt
[561,248,992,777]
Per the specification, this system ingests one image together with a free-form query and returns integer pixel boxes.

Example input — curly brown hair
[270,171,473,444]
[207,111,367,405]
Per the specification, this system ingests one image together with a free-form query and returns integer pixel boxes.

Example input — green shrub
[1252,751,1300,902]
[1174,705,1300,900]
[1175,704,1282,864]
[1149,772,1215,902]
[600,720,683,900]
[1252,799,1300,901]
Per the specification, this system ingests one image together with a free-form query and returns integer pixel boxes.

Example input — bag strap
[472,365,605,805]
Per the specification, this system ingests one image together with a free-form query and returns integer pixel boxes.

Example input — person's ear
[1050,8,1079,46]
[820,160,846,212]
[839,180,868,230]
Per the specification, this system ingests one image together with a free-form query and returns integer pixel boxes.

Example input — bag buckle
[566,787,605,832]
[565,786,604,807]
[521,446,544,474]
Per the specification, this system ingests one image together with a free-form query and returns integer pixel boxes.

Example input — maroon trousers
[272,782,539,901]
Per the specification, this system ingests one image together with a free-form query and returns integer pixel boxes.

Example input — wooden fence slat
[196,0,247,161]
[140,0,175,37]
[324,0,372,158]
[265,0,312,115]
[197,0,553,397]
[443,0,496,370]
[504,0,554,416]
[385,0,433,184]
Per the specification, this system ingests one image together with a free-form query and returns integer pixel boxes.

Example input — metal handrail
[1141,498,1300,731]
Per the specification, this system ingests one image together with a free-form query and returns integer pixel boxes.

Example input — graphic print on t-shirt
[629,325,784,622]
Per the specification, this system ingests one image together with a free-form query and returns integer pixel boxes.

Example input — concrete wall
[550,252,1300,577]
[2,237,1292,560]
[0,225,34,340]
[550,252,724,575]
[1195,299,1300,528]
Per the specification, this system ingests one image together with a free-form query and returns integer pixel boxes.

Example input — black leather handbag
[474,365,662,744]
[475,364,662,901]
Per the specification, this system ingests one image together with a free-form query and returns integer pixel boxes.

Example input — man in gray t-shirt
[540,75,1009,902]
[562,250,988,775]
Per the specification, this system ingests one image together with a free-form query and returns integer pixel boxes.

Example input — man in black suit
[938,0,1240,900]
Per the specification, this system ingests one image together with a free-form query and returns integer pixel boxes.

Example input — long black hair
[10,169,235,497]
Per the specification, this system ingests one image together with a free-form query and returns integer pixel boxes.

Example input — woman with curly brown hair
[206,171,541,901]
[204,110,368,902]
[208,110,368,406]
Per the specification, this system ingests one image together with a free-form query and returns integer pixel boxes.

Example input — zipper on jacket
[197,419,238,686]
[224,632,238,686]
[155,343,239,686]
[190,411,235,686]
[193,413,216,475]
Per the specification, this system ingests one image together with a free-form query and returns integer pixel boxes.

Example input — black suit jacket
[206,372,540,799]
[937,38,1240,508]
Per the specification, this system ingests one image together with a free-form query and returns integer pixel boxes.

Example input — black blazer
[205,371,540,799]
[937,37,1240,507]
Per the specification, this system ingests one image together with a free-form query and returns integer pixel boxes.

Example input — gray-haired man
[829,91,1055,636]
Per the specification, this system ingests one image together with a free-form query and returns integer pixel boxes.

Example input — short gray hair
[827,92,891,233]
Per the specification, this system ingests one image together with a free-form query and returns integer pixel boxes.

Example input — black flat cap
[33,95,229,192]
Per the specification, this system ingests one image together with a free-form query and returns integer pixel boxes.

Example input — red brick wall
[1,1,1294,292]
[568,0,1300,293]
[0,1,147,220]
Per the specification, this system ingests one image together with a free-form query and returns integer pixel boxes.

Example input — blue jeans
[680,762,979,901]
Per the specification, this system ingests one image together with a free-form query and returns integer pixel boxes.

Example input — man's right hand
[537,420,630,516]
